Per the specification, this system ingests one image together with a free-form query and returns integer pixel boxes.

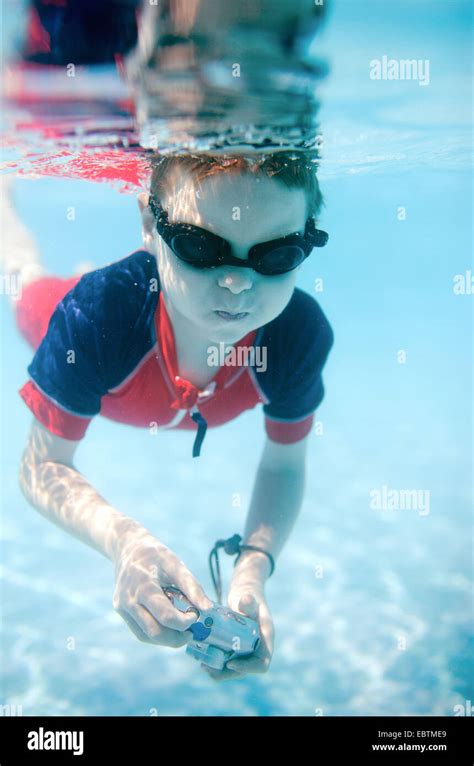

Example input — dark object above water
[22,0,141,66]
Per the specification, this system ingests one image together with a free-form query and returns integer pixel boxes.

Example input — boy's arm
[205,436,308,679]
[19,417,151,563]
[19,417,213,646]
[232,434,309,583]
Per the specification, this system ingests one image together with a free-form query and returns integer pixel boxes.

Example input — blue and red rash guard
[17,250,334,457]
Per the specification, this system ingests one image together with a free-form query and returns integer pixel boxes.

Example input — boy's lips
[214,309,250,321]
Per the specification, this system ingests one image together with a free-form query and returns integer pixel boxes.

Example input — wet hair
[148,151,324,219]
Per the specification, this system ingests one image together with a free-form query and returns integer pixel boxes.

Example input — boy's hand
[112,532,213,648]
[201,558,275,682]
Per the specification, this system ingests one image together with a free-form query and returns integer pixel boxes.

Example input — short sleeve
[262,289,334,444]
[18,251,159,441]
[18,277,108,440]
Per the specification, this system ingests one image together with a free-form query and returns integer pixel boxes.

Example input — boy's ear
[137,192,155,250]
[137,191,150,214]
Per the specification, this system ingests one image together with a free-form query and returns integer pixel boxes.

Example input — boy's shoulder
[261,286,334,352]
[29,250,161,394]
[65,249,160,337]
[255,287,334,419]
[73,249,159,306]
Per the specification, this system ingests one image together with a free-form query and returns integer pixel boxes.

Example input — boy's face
[139,168,308,343]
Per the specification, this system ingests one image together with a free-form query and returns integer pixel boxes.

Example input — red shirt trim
[264,413,314,444]
[19,379,91,441]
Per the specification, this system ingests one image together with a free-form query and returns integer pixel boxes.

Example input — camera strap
[208,533,275,603]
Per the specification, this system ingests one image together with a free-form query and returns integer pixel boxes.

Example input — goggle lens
[257,245,306,275]
[171,233,221,266]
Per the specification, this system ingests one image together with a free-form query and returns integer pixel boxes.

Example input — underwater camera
[162,585,260,670]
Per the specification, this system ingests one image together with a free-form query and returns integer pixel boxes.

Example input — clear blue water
[1,0,472,716]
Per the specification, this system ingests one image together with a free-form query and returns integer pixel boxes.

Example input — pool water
[1,0,472,716]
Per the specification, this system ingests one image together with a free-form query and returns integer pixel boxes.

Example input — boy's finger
[227,654,270,674]
[201,664,248,682]
[228,588,256,614]
[118,609,156,644]
[130,603,191,647]
[237,593,258,618]
[140,592,198,632]
[174,571,214,612]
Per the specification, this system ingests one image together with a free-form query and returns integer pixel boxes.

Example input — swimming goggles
[148,194,328,276]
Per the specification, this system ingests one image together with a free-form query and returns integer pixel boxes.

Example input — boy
[3,152,333,682]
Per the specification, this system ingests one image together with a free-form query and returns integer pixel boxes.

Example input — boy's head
[138,151,324,343]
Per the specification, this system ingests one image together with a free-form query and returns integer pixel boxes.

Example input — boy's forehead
[160,167,308,238]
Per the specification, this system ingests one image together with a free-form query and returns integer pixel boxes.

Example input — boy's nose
[217,269,253,293]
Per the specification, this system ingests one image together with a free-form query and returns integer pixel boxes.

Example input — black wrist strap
[209,533,275,604]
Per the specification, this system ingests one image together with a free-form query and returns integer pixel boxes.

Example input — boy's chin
[207,313,258,340]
